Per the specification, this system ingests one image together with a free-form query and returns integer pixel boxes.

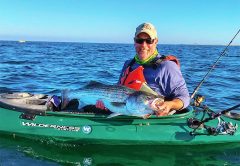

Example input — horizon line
[0,39,239,46]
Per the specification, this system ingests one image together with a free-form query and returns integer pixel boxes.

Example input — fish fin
[107,113,122,118]
[83,81,104,89]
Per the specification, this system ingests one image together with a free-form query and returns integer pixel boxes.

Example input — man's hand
[154,101,172,116]
[150,98,184,116]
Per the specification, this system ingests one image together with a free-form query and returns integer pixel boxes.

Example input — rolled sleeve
[157,61,190,109]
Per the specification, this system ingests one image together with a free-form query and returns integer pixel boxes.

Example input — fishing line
[191,29,240,99]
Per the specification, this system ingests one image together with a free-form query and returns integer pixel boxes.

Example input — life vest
[119,55,180,90]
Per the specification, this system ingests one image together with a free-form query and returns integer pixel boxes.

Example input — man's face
[134,33,158,61]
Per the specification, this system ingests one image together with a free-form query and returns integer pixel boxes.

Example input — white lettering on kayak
[21,122,80,132]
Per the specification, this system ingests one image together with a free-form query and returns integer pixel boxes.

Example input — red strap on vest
[164,55,180,68]
[120,66,146,90]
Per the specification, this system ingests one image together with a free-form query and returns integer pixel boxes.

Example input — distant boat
[18,40,26,43]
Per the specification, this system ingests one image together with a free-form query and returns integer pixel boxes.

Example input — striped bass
[66,81,164,118]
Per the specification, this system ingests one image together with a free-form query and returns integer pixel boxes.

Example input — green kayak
[0,92,239,145]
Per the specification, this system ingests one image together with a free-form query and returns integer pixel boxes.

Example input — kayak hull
[0,106,239,145]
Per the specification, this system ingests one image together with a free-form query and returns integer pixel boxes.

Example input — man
[97,23,190,116]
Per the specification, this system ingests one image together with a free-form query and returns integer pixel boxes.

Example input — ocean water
[0,41,240,165]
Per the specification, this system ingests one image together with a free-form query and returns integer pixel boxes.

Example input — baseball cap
[135,23,158,39]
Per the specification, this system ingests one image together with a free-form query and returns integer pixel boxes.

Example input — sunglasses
[134,38,154,44]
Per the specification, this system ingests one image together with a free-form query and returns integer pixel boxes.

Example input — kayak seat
[26,99,47,105]
[0,92,33,99]
[24,94,49,105]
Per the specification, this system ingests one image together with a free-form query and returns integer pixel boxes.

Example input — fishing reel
[188,94,239,136]
[188,117,238,136]
[192,94,205,107]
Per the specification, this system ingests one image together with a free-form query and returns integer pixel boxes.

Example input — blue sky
[0,0,239,45]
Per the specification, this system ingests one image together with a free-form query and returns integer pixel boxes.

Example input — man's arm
[153,61,190,116]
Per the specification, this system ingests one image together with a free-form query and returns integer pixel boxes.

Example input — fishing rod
[191,29,240,99]
[202,103,240,122]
